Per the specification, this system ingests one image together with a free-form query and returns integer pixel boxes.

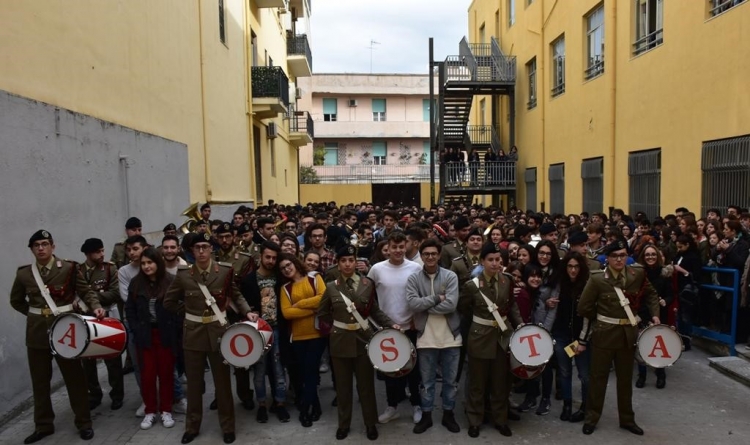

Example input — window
[549,163,565,215]
[250,31,258,66]
[525,168,538,212]
[324,142,339,165]
[323,98,337,121]
[526,57,537,109]
[423,141,432,165]
[372,99,386,121]
[551,35,565,97]
[423,99,434,122]
[709,0,747,17]
[508,0,516,26]
[633,0,663,55]
[701,135,750,215]
[218,0,227,45]
[629,149,661,218]
[480,99,486,126]
[585,5,605,80]
[479,24,486,43]
[581,157,604,213]
[372,141,387,165]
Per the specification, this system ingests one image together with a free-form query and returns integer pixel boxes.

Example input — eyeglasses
[538,251,552,258]
[32,242,51,249]
[608,253,628,260]
[193,244,212,252]
[421,252,439,257]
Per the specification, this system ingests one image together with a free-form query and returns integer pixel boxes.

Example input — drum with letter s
[220,319,274,368]
[636,324,682,368]
[49,314,127,359]
[367,328,416,378]
[509,323,555,379]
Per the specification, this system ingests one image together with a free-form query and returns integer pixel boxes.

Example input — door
[372,183,421,207]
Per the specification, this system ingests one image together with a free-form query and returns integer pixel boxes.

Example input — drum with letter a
[49,314,127,359]
[509,323,555,379]
[367,328,416,378]
[636,324,682,368]
[220,319,274,368]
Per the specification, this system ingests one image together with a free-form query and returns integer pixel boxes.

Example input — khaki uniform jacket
[163,261,251,352]
[458,273,522,359]
[10,256,102,349]
[577,265,660,349]
[215,247,254,286]
[587,257,603,272]
[440,240,465,269]
[450,253,480,285]
[317,275,393,359]
[81,262,121,309]
[110,241,128,269]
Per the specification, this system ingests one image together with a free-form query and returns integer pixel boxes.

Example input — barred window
[633,0,663,55]
[527,57,537,109]
[701,135,750,215]
[551,36,565,97]
[581,157,604,214]
[628,149,661,219]
[549,163,565,215]
[585,5,604,80]
[525,167,538,212]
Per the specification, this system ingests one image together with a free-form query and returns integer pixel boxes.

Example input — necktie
[41,267,49,277]
[618,275,626,289]
[202,271,208,282]
[85,268,91,282]
[489,277,497,297]
[346,278,355,292]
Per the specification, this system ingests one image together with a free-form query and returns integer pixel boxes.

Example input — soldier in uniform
[458,243,522,438]
[235,223,253,253]
[163,232,257,445]
[317,245,398,441]
[79,238,124,411]
[111,217,142,269]
[577,240,661,436]
[450,227,483,285]
[10,230,105,443]
[440,217,471,268]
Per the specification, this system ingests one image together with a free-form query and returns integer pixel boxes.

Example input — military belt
[472,315,507,328]
[29,305,74,316]
[596,314,633,326]
[333,320,360,331]
[185,311,227,324]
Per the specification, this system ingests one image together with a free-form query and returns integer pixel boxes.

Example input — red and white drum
[509,324,555,380]
[636,324,682,368]
[49,314,127,359]
[220,319,274,368]
[367,328,416,378]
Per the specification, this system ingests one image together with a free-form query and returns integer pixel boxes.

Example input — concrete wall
[0,90,189,420]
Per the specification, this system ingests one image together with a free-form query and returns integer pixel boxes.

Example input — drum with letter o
[509,323,555,379]
[49,314,127,359]
[220,319,274,368]
[367,328,416,378]
[636,324,682,368]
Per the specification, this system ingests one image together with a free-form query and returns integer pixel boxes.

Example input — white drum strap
[613,286,638,326]
[32,263,61,316]
[472,277,507,332]
[338,291,370,331]
[197,282,228,326]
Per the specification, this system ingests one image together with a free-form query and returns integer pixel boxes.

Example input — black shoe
[507,410,521,421]
[517,396,537,412]
[656,377,666,389]
[209,399,218,410]
[89,399,102,410]
[635,374,646,388]
[23,431,53,444]
[582,424,596,435]
[242,399,255,411]
[299,410,313,428]
[111,400,123,410]
[620,423,644,435]
[441,410,460,433]
[560,403,572,421]
[256,406,268,423]
[311,402,322,422]
[336,428,350,440]
[79,429,94,441]
[366,426,378,440]
[468,426,480,438]
[181,433,198,444]
[276,405,290,422]
[535,397,551,416]
[413,411,433,434]
[496,424,512,437]
[331,396,338,407]
[570,408,586,423]
[223,432,236,444]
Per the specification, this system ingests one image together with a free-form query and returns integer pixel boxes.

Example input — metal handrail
[693,267,740,356]
[251,66,290,104]
[491,37,516,82]
[304,164,436,184]
[710,0,746,16]
[459,37,478,81]
[442,161,516,188]
[584,55,604,80]
[287,105,314,137]
[633,29,664,55]
[287,34,313,71]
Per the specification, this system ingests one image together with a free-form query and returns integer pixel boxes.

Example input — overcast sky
[309,0,470,74]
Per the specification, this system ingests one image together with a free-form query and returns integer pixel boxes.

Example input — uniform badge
[42,231,50,238]
[56,260,62,268]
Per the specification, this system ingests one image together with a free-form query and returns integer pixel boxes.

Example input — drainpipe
[609,1,617,210]
[540,0,546,213]
[119,154,131,217]
[198,0,212,201]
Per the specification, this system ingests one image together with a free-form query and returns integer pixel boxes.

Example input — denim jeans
[253,328,287,403]
[418,347,460,412]
[552,332,590,402]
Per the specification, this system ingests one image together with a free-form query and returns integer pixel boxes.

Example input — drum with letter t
[509,323,555,379]
[367,328,416,378]
[220,319,274,368]
[636,324,682,368]
[49,314,127,359]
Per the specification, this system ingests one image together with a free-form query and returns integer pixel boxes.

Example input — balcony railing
[710,0,746,16]
[289,106,314,138]
[305,164,436,184]
[442,162,516,189]
[443,37,516,84]
[633,29,663,55]
[251,66,290,104]
[584,55,604,80]
[287,34,313,72]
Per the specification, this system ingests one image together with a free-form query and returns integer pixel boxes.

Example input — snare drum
[367,328,416,378]
[509,324,555,380]
[220,319,274,368]
[636,324,682,368]
[49,314,127,359]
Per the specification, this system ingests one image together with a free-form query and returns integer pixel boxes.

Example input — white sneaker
[412,406,423,424]
[319,363,329,373]
[179,374,188,384]
[140,413,156,430]
[135,403,146,417]
[161,412,175,428]
[173,398,187,414]
[378,406,400,424]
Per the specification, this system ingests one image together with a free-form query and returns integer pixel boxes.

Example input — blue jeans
[253,328,286,403]
[418,347,460,412]
[552,332,590,403]
[291,337,326,408]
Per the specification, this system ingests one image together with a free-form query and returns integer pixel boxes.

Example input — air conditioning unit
[348,99,358,107]
[295,87,302,99]
[267,122,278,139]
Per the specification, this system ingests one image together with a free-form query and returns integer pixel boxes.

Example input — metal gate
[581,157,603,214]
[702,135,750,216]
[525,167,537,212]
[628,149,661,219]
[549,163,565,215]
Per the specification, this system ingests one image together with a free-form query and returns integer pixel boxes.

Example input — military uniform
[110,241,127,269]
[10,254,102,436]
[440,239,465,269]
[317,273,393,432]
[458,271,521,430]
[586,257,603,272]
[450,252,480,286]
[577,264,659,430]
[163,260,251,437]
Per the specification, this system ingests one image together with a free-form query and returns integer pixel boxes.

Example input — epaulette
[64,259,79,266]
[502,272,514,279]
[177,265,190,270]
[591,269,605,274]
[217,261,233,268]
[238,252,253,259]
[18,264,30,270]
[629,263,643,269]
[105,261,115,265]
[451,256,464,262]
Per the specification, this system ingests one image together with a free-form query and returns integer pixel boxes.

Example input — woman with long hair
[369,240,390,265]
[673,234,703,350]
[516,244,538,267]
[125,247,181,430]
[303,251,322,274]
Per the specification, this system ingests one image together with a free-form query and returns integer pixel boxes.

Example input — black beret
[215,222,233,235]
[195,219,208,227]
[163,223,177,232]
[192,232,213,248]
[125,217,142,229]
[28,230,53,248]
[454,216,470,230]
[467,227,483,239]
[603,240,628,256]
[336,245,357,259]
[480,242,501,259]
[567,231,588,246]
[236,223,252,236]
[80,238,104,254]
[539,222,557,236]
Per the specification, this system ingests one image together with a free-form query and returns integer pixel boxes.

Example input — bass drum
[636,324,682,368]
[49,314,127,359]
[367,328,416,378]
[220,319,274,368]
[508,323,555,380]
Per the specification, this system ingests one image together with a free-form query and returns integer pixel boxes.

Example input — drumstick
[367,316,382,332]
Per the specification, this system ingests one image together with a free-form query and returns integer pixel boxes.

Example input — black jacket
[125,275,182,351]
[638,265,673,323]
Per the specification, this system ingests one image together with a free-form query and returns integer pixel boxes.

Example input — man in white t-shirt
[367,232,423,425]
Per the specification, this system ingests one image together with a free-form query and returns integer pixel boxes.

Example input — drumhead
[637,324,682,368]
[220,322,265,368]
[367,329,413,372]
[49,314,89,359]
[509,324,554,367]
[510,353,546,380]
[81,317,127,358]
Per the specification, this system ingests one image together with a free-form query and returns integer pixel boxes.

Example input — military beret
[480,241,501,259]
[453,216,470,230]
[163,223,177,233]
[336,245,357,259]
[28,230,53,248]
[539,222,557,236]
[80,238,104,254]
[432,223,448,241]
[215,222,233,235]
[195,219,208,227]
[236,223,252,236]
[603,240,628,256]
[567,231,588,246]
[125,217,142,229]
[192,232,213,248]
[467,227,483,239]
